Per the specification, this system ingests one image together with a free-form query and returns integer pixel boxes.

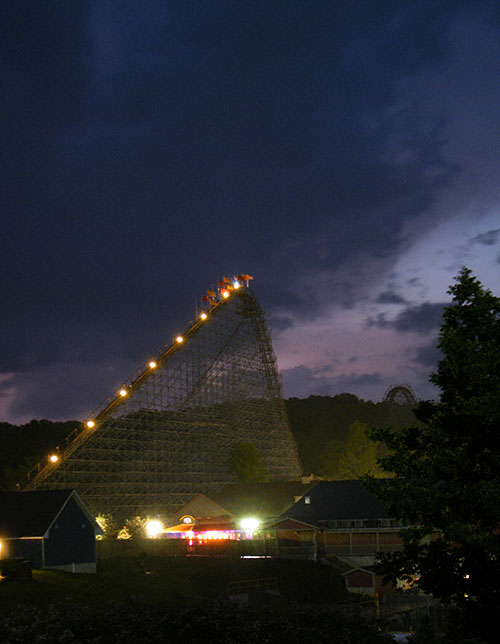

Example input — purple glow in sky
[1,2,499,424]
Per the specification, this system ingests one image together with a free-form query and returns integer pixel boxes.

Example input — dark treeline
[0,394,418,490]
[0,419,81,490]
[285,394,418,477]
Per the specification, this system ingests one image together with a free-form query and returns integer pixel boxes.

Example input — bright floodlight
[233,281,241,289]
[86,420,95,428]
[119,388,127,397]
[176,335,184,343]
[222,291,229,298]
[49,454,59,463]
[200,312,208,320]
[145,519,163,538]
[149,360,157,368]
[240,517,260,531]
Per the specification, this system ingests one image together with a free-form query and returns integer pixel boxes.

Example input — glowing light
[117,527,131,540]
[222,290,229,298]
[145,519,163,538]
[203,530,232,540]
[239,517,260,531]
[149,361,157,368]
[95,515,109,540]
[49,454,59,463]
[200,312,208,320]
[176,335,184,343]
[119,388,128,397]
[86,420,95,428]
[233,281,241,289]
[183,529,237,542]
[182,516,193,524]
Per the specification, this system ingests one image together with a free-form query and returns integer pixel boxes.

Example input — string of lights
[23,275,301,521]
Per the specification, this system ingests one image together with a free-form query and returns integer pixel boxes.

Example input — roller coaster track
[22,275,302,519]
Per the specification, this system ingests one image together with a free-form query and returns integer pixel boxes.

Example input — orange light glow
[149,361,157,368]
[200,312,207,320]
[176,335,184,343]
[222,290,230,298]
[49,454,59,463]
[119,389,127,397]
[87,420,95,428]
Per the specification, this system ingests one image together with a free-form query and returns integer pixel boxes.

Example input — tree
[365,268,500,641]
[285,394,418,476]
[227,443,269,482]
[122,516,147,539]
[320,420,385,479]
[95,513,121,540]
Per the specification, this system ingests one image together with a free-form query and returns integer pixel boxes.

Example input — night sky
[2,1,499,424]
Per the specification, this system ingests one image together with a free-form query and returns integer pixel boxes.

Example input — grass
[0,558,395,643]
[0,556,355,613]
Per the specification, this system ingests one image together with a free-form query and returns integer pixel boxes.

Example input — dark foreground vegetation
[1,557,350,607]
[364,269,500,644]
[0,558,393,643]
[0,599,393,644]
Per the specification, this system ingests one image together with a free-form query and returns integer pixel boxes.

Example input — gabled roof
[209,481,317,520]
[282,480,392,526]
[173,493,233,521]
[167,481,317,525]
[0,489,102,538]
[268,517,318,530]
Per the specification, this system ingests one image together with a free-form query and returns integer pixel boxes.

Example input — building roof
[282,480,392,525]
[173,493,232,522]
[167,481,317,525]
[0,489,102,538]
[209,481,317,520]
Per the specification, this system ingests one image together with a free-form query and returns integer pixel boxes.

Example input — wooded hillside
[285,394,418,476]
[0,394,418,490]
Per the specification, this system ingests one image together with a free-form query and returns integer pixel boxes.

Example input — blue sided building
[0,489,103,573]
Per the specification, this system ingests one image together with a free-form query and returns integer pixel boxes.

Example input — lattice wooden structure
[24,278,301,521]
[382,384,418,406]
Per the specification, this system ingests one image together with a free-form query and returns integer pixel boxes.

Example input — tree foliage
[286,393,418,475]
[95,513,121,540]
[1,397,417,488]
[320,420,386,479]
[226,442,269,482]
[0,419,81,490]
[365,268,500,641]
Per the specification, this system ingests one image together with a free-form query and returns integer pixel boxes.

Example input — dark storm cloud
[374,291,409,305]
[2,1,499,420]
[2,1,462,323]
[280,366,332,398]
[281,364,384,399]
[331,372,385,393]
[415,340,442,368]
[0,359,138,422]
[367,302,445,334]
[470,229,500,247]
